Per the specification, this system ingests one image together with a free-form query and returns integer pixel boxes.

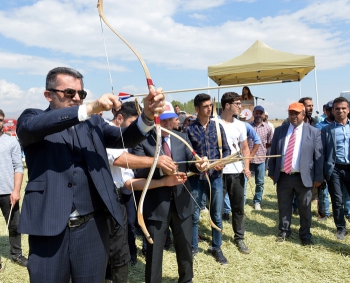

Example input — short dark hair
[333,96,349,107]
[46,67,84,90]
[114,101,140,120]
[298,97,312,104]
[194,93,211,107]
[221,92,240,108]
[0,109,4,118]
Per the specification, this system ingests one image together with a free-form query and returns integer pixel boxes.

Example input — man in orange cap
[268,102,323,245]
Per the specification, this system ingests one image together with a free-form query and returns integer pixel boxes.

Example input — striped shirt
[248,121,273,164]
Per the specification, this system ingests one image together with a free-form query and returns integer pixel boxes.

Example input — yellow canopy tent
[208,40,315,85]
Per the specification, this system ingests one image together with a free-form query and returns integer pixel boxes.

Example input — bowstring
[99,14,137,210]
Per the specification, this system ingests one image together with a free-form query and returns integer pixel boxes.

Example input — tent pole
[299,81,301,98]
[208,77,210,96]
[314,68,320,115]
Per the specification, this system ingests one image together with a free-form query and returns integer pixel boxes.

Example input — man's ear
[115,113,124,126]
[44,90,53,102]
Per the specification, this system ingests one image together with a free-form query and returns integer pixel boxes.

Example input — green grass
[1,172,350,283]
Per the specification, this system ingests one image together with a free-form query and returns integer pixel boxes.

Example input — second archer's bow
[97,0,160,244]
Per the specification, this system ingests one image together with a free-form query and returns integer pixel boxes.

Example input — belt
[335,163,350,170]
[68,211,96,228]
[281,171,300,175]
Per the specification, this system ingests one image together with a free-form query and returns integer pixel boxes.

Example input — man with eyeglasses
[16,66,165,283]
[218,92,251,254]
[0,109,28,271]
[322,96,350,241]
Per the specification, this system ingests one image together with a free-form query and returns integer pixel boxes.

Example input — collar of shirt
[334,119,350,127]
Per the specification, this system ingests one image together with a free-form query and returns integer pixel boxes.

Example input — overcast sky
[1,0,350,119]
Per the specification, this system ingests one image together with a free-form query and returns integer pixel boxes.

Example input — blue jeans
[327,167,350,232]
[190,175,223,252]
[318,185,330,217]
[223,193,231,214]
[249,162,266,204]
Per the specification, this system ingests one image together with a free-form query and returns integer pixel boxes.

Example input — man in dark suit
[321,96,350,240]
[268,102,323,245]
[131,102,207,283]
[16,67,165,283]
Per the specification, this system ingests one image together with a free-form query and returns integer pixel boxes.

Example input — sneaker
[211,248,228,265]
[201,207,209,213]
[317,215,328,222]
[12,255,28,267]
[254,203,262,210]
[335,230,346,240]
[192,249,198,258]
[234,239,251,254]
[222,213,230,221]
[164,236,172,250]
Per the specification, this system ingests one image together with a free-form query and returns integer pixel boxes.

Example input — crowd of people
[1,67,350,283]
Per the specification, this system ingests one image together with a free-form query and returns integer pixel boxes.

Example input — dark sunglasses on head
[48,88,87,99]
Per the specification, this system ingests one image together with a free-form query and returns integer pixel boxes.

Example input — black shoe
[164,236,172,250]
[130,254,137,267]
[211,248,228,265]
[335,230,346,240]
[234,239,251,254]
[276,232,289,242]
[301,238,313,246]
[12,255,28,267]
[222,213,229,221]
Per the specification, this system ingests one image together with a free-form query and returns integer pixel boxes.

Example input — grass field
[1,170,350,283]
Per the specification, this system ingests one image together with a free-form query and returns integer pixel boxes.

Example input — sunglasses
[48,88,87,100]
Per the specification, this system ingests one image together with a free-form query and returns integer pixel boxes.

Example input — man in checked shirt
[248,105,274,210]
[184,93,231,265]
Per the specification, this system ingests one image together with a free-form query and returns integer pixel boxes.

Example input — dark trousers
[222,173,245,241]
[327,166,350,232]
[276,173,312,240]
[123,193,137,257]
[28,212,109,283]
[0,194,22,260]
[145,201,193,283]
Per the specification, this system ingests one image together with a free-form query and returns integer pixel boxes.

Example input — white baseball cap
[160,101,178,120]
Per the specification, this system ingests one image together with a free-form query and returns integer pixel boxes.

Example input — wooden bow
[97,0,160,244]
[160,127,222,232]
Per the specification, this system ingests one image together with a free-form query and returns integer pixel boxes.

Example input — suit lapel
[330,122,336,152]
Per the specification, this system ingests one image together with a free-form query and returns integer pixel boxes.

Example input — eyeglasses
[48,88,87,99]
[231,102,242,106]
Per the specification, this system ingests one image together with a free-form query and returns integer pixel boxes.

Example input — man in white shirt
[219,92,252,254]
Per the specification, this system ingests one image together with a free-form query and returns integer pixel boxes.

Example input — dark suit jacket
[17,106,147,236]
[268,123,323,187]
[131,130,199,221]
[321,122,349,181]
